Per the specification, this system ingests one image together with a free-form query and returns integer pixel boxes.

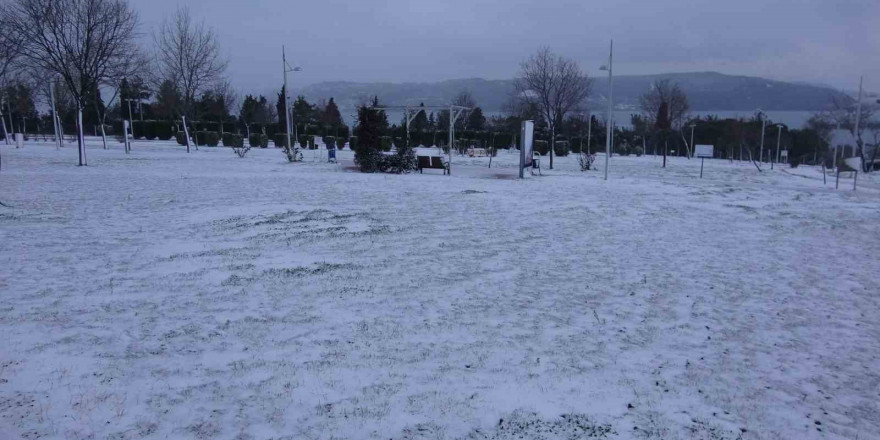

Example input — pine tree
[467,107,486,131]
[276,85,288,133]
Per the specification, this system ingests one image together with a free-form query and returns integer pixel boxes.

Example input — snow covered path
[1,142,879,439]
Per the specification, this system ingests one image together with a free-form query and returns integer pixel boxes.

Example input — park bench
[466,147,488,157]
[417,155,449,175]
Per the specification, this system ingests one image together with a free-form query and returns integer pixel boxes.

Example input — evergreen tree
[293,95,317,126]
[354,96,385,172]
[412,102,429,133]
[467,107,486,131]
[276,85,289,132]
[154,80,182,121]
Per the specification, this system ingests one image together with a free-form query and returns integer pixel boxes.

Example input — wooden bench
[417,156,449,175]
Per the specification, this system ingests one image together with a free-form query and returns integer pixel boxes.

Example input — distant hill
[298,72,851,115]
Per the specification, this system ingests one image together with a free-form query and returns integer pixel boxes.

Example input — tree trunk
[0,113,8,145]
[549,128,555,169]
[663,138,668,168]
[100,123,108,150]
[77,107,87,166]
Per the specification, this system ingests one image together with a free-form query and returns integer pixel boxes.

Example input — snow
[1,139,879,440]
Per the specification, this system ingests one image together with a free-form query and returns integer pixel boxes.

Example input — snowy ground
[1,139,879,440]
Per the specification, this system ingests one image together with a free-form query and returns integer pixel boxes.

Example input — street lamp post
[600,39,613,181]
[282,45,302,159]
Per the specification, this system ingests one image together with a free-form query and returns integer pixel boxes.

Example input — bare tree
[9,0,140,166]
[0,2,24,145]
[828,95,877,172]
[514,47,591,169]
[640,79,690,162]
[155,6,227,119]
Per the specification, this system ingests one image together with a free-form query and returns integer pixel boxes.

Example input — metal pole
[283,46,293,157]
[853,75,863,159]
[519,122,525,179]
[759,115,766,163]
[689,125,695,159]
[774,125,782,169]
[49,81,62,149]
[448,106,453,175]
[127,100,135,138]
[182,115,191,153]
[700,158,704,179]
[604,39,613,181]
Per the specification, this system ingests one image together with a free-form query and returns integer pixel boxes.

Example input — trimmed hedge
[223,132,244,148]
[554,141,570,157]
[348,136,358,151]
[324,136,336,149]
[336,137,346,150]
[249,133,269,148]
[204,131,220,147]
[274,133,292,148]
[534,140,549,156]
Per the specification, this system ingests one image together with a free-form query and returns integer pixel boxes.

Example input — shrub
[204,131,220,147]
[142,121,157,140]
[379,136,392,152]
[554,141,570,157]
[223,133,244,148]
[175,131,188,146]
[632,146,644,157]
[569,138,582,154]
[155,122,173,140]
[348,136,358,151]
[249,133,268,148]
[308,135,316,150]
[578,153,596,171]
[534,140,549,156]
[336,137,346,150]
[614,145,630,156]
[324,136,336,149]
[298,135,308,149]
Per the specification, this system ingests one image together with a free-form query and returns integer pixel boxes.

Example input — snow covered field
[1,140,879,440]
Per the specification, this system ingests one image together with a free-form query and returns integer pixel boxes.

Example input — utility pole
[602,39,613,181]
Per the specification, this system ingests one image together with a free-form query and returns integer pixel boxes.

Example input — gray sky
[137,0,879,96]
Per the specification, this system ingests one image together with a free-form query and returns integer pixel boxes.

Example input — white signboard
[780,150,788,160]
[695,144,714,158]
[521,120,534,167]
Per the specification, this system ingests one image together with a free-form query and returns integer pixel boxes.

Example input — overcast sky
[137,0,879,96]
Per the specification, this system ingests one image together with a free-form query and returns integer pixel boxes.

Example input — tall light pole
[600,39,613,181]
[773,123,784,169]
[282,45,302,159]
[853,75,863,159]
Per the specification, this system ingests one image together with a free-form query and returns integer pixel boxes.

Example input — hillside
[298,72,851,114]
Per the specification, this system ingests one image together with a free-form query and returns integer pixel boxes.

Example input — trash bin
[328,148,336,163]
